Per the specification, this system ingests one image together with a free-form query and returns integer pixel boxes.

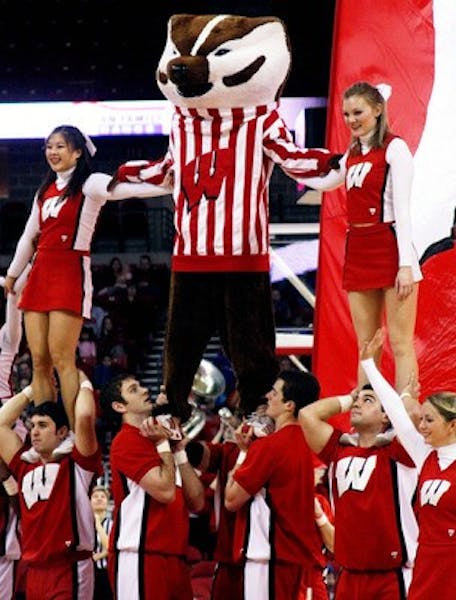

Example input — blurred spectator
[107,256,133,288]
[131,255,171,330]
[91,485,113,600]
[271,285,292,326]
[97,315,118,360]
[109,336,129,372]
[77,326,98,379]
[85,303,108,340]
[96,257,133,310]
[115,283,151,370]
[93,355,115,391]
[131,254,155,290]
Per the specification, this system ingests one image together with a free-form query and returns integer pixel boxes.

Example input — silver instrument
[191,358,226,401]
[182,359,227,440]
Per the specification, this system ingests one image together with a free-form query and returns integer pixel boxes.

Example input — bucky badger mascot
[112,14,334,420]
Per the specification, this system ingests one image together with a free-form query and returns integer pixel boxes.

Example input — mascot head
[156,14,291,108]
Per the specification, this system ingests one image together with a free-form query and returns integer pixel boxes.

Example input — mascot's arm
[108,150,174,190]
[294,153,347,191]
[263,113,339,177]
[84,172,172,201]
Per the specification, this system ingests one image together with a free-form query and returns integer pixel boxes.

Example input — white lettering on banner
[42,195,67,221]
[336,455,377,495]
[22,463,60,508]
[420,479,451,506]
[346,162,372,190]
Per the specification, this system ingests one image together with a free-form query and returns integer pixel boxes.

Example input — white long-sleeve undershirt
[362,358,456,471]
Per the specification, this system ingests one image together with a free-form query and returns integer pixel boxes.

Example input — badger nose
[170,62,188,84]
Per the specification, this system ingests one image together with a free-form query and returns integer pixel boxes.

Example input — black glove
[327,153,344,170]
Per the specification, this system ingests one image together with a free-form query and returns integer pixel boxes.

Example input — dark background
[0,0,336,103]
[0,1,336,260]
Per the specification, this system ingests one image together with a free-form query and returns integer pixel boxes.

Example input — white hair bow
[375,83,392,102]
[81,131,97,157]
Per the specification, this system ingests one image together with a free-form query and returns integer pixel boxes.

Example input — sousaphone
[182,359,226,440]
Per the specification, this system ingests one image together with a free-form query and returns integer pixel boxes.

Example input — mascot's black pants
[163,271,279,421]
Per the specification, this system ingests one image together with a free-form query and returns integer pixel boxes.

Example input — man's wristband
[174,450,188,466]
[400,392,412,400]
[315,513,329,527]
[156,440,171,454]
[2,475,18,496]
[22,385,33,400]
[338,394,354,412]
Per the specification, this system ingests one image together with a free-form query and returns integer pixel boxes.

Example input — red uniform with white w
[8,445,101,563]
[363,354,456,600]
[7,172,167,318]
[117,103,331,273]
[109,423,192,600]
[345,134,398,224]
[406,451,456,600]
[320,429,416,572]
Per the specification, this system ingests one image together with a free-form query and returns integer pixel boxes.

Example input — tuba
[182,359,226,440]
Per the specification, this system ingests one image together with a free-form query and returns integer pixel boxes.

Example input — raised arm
[360,329,427,468]
[82,172,172,204]
[138,417,176,504]
[173,435,205,513]
[224,424,255,511]
[298,391,355,454]
[74,371,99,457]
[0,387,32,463]
[294,153,347,191]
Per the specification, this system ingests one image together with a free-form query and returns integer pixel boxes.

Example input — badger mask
[156,14,291,108]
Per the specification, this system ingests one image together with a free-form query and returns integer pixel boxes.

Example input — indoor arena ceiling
[0,0,335,102]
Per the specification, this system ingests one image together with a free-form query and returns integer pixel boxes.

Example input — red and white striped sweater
[117,102,332,272]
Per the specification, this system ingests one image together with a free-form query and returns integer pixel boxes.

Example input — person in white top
[0,267,30,401]
[300,81,422,392]
[361,328,456,600]
[3,125,169,427]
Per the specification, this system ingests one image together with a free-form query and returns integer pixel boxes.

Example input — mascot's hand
[107,160,152,190]
[326,153,344,172]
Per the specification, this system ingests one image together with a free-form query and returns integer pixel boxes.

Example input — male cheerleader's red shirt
[109,423,190,556]
[9,445,102,564]
[319,428,416,571]
[233,424,323,568]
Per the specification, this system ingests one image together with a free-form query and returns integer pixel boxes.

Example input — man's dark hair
[279,370,321,416]
[185,440,205,468]
[28,401,69,430]
[99,372,132,432]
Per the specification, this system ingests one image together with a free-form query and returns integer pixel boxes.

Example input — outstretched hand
[3,275,17,297]
[234,422,254,452]
[106,160,151,191]
[360,328,385,361]
[140,416,170,443]
[106,174,119,192]
[327,153,344,170]
[401,372,420,400]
